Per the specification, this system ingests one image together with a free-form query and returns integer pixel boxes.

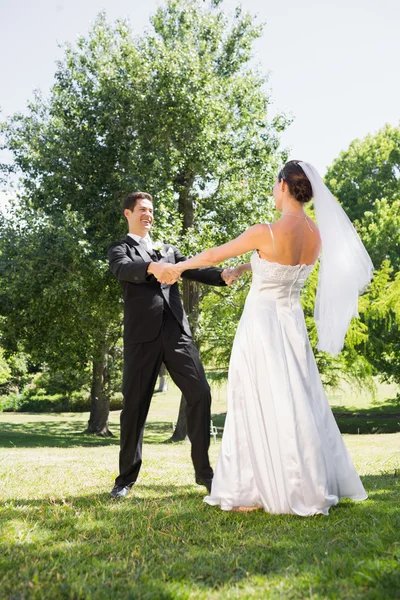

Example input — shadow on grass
[1,397,399,450]
[0,475,399,599]
[0,419,120,448]
[330,397,400,434]
[211,402,400,435]
[331,396,400,416]
[0,418,177,448]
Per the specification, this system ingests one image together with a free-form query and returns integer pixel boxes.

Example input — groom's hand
[148,262,180,284]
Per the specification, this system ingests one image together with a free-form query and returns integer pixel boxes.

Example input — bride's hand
[222,264,251,285]
[150,263,181,284]
[221,268,238,286]
[159,264,182,284]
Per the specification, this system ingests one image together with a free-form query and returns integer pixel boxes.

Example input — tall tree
[324,124,400,222]
[1,1,288,431]
[138,0,287,438]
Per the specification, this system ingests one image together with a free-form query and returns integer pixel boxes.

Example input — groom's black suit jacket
[108,236,226,345]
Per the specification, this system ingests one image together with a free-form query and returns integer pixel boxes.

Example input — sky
[1,0,399,195]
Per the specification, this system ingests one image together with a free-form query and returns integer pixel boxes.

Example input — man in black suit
[108,191,235,498]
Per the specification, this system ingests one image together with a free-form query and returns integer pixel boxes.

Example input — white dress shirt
[127,233,153,254]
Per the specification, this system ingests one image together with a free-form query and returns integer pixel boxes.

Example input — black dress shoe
[110,484,132,499]
[195,475,213,494]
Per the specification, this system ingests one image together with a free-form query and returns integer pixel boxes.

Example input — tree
[1,1,288,432]
[324,124,400,222]
[138,0,287,438]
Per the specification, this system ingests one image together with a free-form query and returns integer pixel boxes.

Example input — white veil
[298,161,374,356]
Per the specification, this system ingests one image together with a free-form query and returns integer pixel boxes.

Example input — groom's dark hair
[122,191,153,214]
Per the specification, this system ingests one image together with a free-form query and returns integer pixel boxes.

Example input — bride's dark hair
[278,160,313,204]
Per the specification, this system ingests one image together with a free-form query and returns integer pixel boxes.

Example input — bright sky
[1,0,399,181]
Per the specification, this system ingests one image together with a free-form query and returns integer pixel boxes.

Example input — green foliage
[356,198,400,270]
[0,348,11,385]
[0,365,92,412]
[0,344,30,396]
[357,262,400,385]
[2,3,286,245]
[0,203,121,370]
[378,268,400,316]
[325,124,400,222]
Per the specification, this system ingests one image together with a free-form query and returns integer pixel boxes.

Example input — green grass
[0,385,400,599]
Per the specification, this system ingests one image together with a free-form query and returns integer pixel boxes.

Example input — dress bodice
[249,251,315,309]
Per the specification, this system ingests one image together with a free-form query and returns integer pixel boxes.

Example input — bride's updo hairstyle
[278,160,313,204]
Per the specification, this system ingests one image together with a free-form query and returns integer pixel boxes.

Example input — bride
[170,160,373,516]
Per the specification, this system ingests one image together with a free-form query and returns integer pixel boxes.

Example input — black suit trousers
[116,305,213,487]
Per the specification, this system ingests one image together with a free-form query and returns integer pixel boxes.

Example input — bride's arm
[174,225,267,275]
[233,262,252,276]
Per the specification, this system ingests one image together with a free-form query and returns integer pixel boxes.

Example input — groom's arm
[108,242,151,283]
[108,241,176,284]
[172,246,227,287]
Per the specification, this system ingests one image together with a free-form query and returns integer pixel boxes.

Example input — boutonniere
[153,241,173,258]
[153,241,164,253]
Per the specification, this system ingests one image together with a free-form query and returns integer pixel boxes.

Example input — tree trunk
[166,393,188,442]
[177,172,195,230]
[155,362,168,392]
[168,172,200,442]
[85,343,113,436]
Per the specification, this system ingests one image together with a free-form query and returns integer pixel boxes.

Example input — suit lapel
[125,235,156,262]
[124,236,173,264]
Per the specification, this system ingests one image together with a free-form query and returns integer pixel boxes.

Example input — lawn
[0,383,399,599]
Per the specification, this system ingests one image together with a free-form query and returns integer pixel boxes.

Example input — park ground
[0,380,399,599]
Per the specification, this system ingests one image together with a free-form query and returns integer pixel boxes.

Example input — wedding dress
[205,247,368,516]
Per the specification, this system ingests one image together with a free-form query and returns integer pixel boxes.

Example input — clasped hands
[148,262,242,286]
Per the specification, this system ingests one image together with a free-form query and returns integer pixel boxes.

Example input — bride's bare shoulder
[246,223,273,236]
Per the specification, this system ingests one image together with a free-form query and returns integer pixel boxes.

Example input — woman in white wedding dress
[170,160,373,516]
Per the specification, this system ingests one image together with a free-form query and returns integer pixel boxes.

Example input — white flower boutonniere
[153,241,171,258]
[153,241,164,252]
[153,241,175,258]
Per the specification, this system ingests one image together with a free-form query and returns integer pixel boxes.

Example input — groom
[108,191,235,498]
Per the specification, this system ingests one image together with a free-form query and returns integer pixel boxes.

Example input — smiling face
[124,198,154,236]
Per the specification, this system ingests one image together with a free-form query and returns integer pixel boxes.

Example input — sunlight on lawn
[0,394,399,599]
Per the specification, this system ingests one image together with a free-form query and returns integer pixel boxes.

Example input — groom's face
[124,199,154,235]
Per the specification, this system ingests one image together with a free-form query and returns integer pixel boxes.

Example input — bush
[110,394,123,411]
[0,370,91,412]
[0,368,121,413]
[0,391,25,412]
